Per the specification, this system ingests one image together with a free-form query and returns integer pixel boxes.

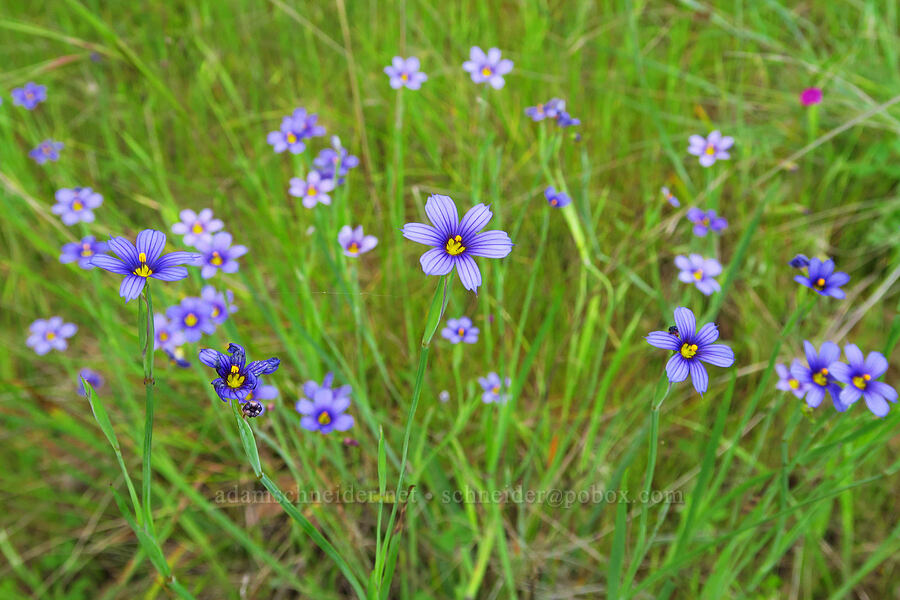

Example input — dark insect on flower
[242,400,264,418]
[668,326,679,337]
[198,343,280,402]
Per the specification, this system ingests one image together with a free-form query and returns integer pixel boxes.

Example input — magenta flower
[800,88,822,106]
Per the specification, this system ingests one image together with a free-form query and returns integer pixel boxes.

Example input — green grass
[2,0,900,598]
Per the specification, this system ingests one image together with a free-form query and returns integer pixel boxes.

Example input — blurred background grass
[2,0,900,598]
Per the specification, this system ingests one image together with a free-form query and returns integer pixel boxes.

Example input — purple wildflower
[384,56,427,90]
[267,107,325,154]
[153,313,185,351]
[11,82,46,110]
[199,343,280,402]
[661,187,680,207]
[313,142,360,184]
[478,372,511,404]
[289,171,336,208]
[165,347,192,369]
[775,362,807,399]
[800,88,823,106]
[171,208,224,246]
[60,236,108,270]
[201,285,237,325]
[829,345,897,417]
[675,254,722,296]
[788,254,810,269]
[645,307,735,395]
[441,317,479,344]
[790,341,845,411]
[462,46,513,89]
[27,317,77,355]
[166,298,216,343]
[556,111,580,128]
[52,187,103,225]
[401,194,513,293]
[296,384,354,434]
[687,131,734,167]
[544,186,571,208]
[794,258,850,299]
[686,208,727,237]
[30,140,63,164]
[195,232,248,279]
[338,225,378,257]
[300,372,352,406]
[525,98,564,121]
[77,368,104,397]
[90,230,200,302]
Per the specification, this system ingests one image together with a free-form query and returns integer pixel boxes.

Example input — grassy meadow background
[3,0,900,598]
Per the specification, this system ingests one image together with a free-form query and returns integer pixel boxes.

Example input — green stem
[375,276,448,593]
[141,284,156,533]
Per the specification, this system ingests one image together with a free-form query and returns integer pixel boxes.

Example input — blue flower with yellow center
[789,341,845,411]
[199,343,280,402]
[828,344,897,417]
[90,229,200,302]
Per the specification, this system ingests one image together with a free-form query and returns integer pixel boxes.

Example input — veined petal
[673,307,696,338]
[248,358,280,376]
[697,344,735,367]
[401,223,444,246]
[689,360,709,394]
[419,247,455,276]
[458,203,492,239]
[466,230,513,258]
[646,331,681,351]
[864,352,888,378]
[136,229,167,263]
[424,194,459,237]
[150,266,189,281]
[456,255,482,292]
[154,251,201,269]
[199,348,225,369]
[119,274,146,302]
[666,354,690,383]
[108,236,139,264]
[90,254,131,274]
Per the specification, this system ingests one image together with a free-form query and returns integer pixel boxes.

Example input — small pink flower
[800,88,822,106]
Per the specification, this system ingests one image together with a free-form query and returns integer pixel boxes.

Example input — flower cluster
[295,373,355,434]
[267,107,325,154]
[169,209,247,279]
[777,341,897,417]
[526,98,579,128]
[155,285,238,359]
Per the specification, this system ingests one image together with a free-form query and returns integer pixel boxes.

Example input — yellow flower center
[812,368,828,386]
[680,343,698,359]
[26,92,34,100]
[401,73,409,81]
[536,104,544,113]
[457,327,465,336]
[318,411,332,425]
[550,198,558,206]
[46,332,56,340]
[246,390,255,401]
[347,242,359,254]
[226,365,245,389]
[72,201,84,211]
[705,145,716,155]
[788,378,800,389]
[42,145,51,154]
[481,66,492,77]
[491,386,500,394]
[192,223,204,234]
[133,252,153,277]
[159,332,169,341]
[286,133,298,144]
[693,269,703,281]
[813,278,826,290]
[853,374,871,390]
[445,235,466,256]
[184,313,198,327]
[210,251,223,266]
[702,217,710,226]
[211,306,220,317]
[81,243,93,257]
[308,187,318,197]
